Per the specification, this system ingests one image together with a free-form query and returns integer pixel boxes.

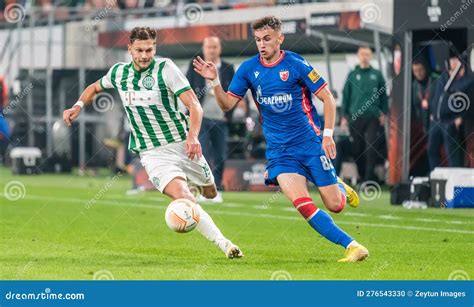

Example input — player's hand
[63,106,81,127]
[322,136,336,160]
[193,56,218,80]
[185,132,202,160]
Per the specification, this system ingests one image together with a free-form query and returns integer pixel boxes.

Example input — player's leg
[306,151,351,212]
[202,184,217,199]
[277,173,352,247]
[162,176,196,202]
[278,173,368,262]
[140,145,242,258]
[163,176,242,258]
[188,182,217,199]
[318,183,345,213]
[179,147,243,258]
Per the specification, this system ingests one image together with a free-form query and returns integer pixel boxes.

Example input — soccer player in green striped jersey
[63,27,243,259]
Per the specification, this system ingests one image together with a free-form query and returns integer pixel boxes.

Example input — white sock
[347,240,358,249]
[195,204,230,252]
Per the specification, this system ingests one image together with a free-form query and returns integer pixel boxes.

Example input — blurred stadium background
[0,0,473,280]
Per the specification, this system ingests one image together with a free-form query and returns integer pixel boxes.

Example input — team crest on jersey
[307,69,320,83]
[142,75,155,90]
[279,70,289,81]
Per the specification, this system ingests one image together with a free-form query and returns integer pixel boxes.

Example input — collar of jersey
[131,58,156,74]
[260,50,286,68]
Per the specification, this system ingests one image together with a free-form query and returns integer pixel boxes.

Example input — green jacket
[342,65,388,121]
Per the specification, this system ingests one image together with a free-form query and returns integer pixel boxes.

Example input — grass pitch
[1,168,473,280]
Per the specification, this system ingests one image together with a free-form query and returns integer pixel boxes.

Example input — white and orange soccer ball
[165,198,200,233]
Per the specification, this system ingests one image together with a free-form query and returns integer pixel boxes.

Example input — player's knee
[326,194,344,213]
[168,187,196,203]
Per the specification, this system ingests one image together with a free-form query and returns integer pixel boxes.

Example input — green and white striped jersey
[100,58,191,153]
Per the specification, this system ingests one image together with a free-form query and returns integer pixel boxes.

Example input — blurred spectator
[412,58,439,132]
[0,75,10,165]
[464,75,474,168]
[0,115,10,165]
[428,54,474,170]
[341,46,388,182]
[0,75,7,109]
[117,0,137,9]
[409,58,439,176]
[186,36,235,202]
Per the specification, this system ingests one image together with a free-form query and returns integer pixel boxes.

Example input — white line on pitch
[378,215,401,220]
[4,193,473,235]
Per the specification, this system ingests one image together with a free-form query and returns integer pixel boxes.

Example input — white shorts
[139,141,215,193]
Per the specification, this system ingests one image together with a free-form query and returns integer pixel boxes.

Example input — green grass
[1,167,473,280]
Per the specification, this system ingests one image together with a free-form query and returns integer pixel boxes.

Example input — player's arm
[316,86,337,160]
[192,56,240,112]
[178,89,203,160]
[63,80,102,127]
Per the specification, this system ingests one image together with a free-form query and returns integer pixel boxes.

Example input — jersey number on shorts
[320,156,334,171]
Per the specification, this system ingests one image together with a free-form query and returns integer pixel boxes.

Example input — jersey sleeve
[227,63,250,99]
[162,59,192,96]
[99,63,120,90]
[295,57,327,95]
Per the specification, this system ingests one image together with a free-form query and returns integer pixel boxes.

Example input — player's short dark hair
[129,27,157,44]
[252,16,282,32]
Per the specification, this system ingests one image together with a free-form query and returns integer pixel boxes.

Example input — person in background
[409,58,439,176]
[186,36,236,203]
[411,58,439,132]
[428,54,473,171]
[463,68,474,168]
[341,46,388,182]
[0,75,10,165]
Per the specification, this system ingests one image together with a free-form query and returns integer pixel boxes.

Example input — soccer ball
[165,198,200,233]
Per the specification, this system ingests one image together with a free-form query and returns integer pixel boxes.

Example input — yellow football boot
[338,177,360,208]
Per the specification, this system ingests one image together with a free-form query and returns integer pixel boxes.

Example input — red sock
[293,197,319,221]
